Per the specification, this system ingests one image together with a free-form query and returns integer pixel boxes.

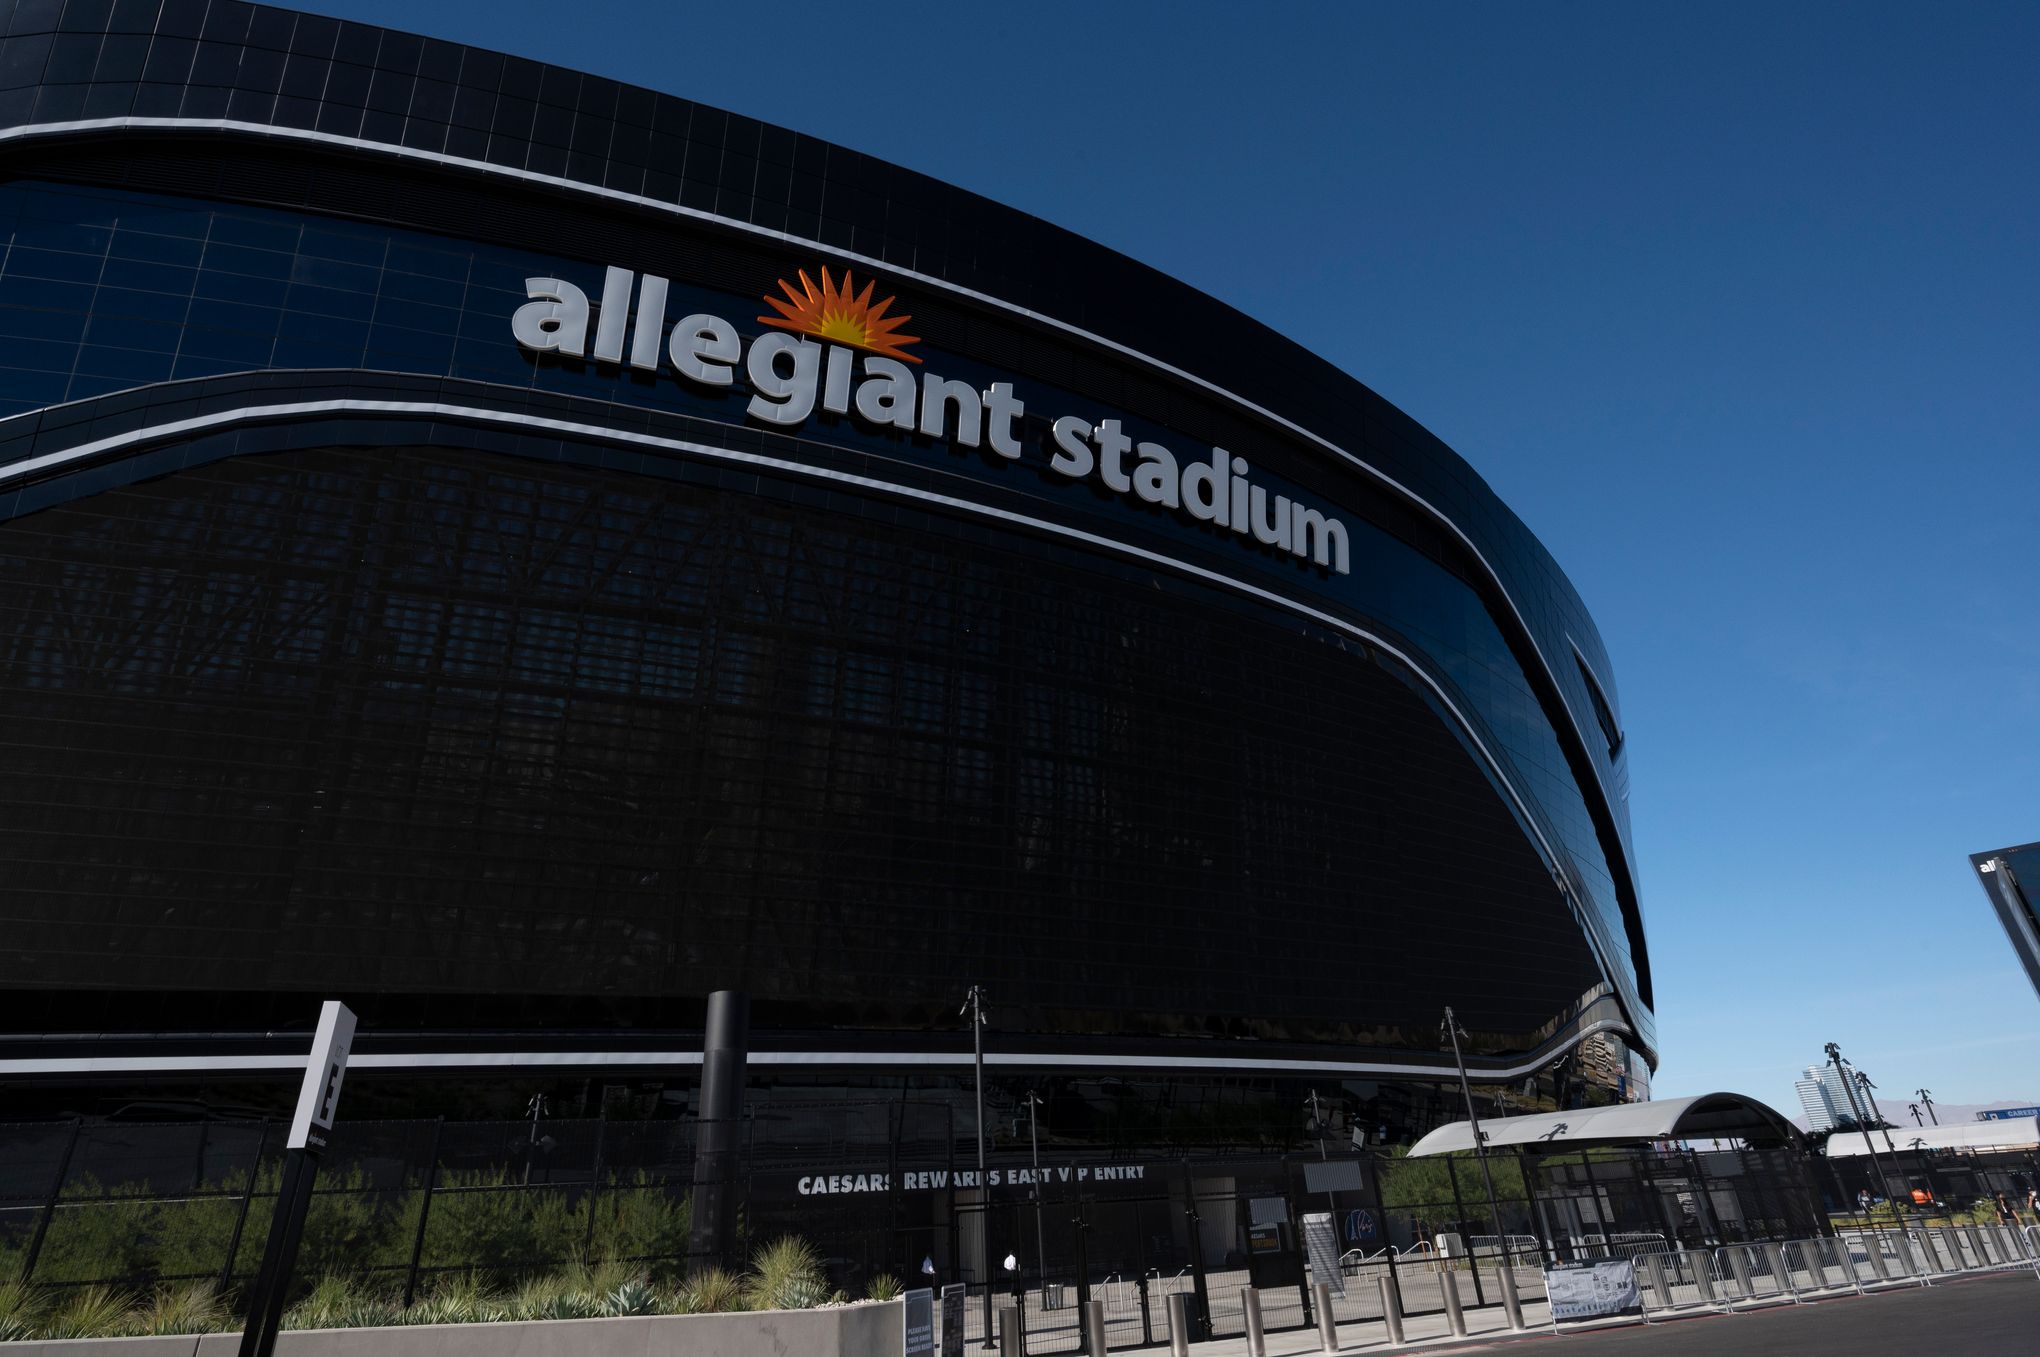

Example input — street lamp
[1916,1089,1938,1126]
[1826,1042,1896,1230]
[1854,1071,1897,1154]
[962,986,992,1348]
[1304,1089,1337,1216]
[1442,1007,1511,1268]
[1021,1091,1046,1292]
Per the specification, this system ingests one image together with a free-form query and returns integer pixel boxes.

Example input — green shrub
[31,1181,158,1285]
[675,1266,745,1314]
[743,1235,831,1311]
[421,1170,585,1275]
[132,1281,229,1335]
[0,1279,49,1340]
[282,1273,361,1331]
[39,1285,136,1339]
[865,1272,903,1301]
[590,1174,691,1277]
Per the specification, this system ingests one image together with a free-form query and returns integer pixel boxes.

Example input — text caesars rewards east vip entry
[511,265,1355,577]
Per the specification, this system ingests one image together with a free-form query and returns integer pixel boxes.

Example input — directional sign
[285,1001,356,1152]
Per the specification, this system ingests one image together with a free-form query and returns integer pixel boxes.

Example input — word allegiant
[512,266,1352,575]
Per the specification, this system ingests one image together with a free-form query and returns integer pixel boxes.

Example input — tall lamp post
[963,986,992,1348]
[1916,1089,1938,1126]
[1021,1091,1046,1290]
[1854,1071,1897,1153]
[1826,1042,1896,1227]
[1442,1007,1511,1268]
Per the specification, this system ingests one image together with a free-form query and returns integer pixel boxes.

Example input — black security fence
[1,1106,1836,1354]
[1,1115,698,1300]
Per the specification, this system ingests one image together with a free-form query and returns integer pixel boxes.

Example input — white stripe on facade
[0,1021,1631,1080]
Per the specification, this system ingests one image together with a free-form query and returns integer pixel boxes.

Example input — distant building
[1796,1062,1859,1131]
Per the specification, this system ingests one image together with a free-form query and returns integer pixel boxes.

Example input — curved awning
[1408,1092,1803,1156]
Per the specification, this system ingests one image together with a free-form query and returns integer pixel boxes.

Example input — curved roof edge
[1409,1093,1803,1155]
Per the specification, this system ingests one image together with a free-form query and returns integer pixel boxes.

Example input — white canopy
[1408,1092,1801,1156]
[1824,1116,2040,1158]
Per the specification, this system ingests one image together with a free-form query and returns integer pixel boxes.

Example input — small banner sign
[1544,1260,1641,1322]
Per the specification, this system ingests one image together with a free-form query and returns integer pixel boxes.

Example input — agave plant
[743,1235,831,1311]
[132,1282,229,1335]
[865,1272,904,1302]
[416,1271,505,1324]
[602,1278,661,1316]
[347,1300,403,1328]
[39,1285,136,1339]
[0,1280,48,1341]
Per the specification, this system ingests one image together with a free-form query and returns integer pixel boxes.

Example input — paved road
[1514,1273,2039,1356]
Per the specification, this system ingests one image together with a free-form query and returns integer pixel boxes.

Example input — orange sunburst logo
[759,267,922,364]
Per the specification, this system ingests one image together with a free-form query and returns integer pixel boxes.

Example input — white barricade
[1633,1247,1732,1319]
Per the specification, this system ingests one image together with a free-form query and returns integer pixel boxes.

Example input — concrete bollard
[1166,1292,1191,1357]
[1313,1282,1337,1353]
[998,1305,1022,1357]
[1440,1266,1466,1337]
[1498,1258,1526,1330]
[1240,1286,1265,1357]
[1762,1243,1790,1295]
[1378,1275,1404,1346]
[1085,1296,1109,1355]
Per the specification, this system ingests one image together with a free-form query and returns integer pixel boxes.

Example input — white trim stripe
[0,1021,1631,1081]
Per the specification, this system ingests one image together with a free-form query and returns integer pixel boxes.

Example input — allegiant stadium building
[0,0,1652,1278]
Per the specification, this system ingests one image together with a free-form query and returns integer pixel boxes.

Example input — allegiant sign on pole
[512,265,1353,577]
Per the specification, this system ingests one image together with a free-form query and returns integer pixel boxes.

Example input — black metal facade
[0,1,1651,1089]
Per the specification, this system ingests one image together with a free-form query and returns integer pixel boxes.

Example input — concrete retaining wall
[5,1301,904,1357]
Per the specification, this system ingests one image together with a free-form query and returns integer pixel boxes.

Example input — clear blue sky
[306,1,2040,1116]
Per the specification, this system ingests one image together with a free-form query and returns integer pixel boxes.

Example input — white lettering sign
[794,1164,1149,1195]
[513,269,1351,575]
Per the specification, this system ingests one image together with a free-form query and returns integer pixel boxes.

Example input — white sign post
[237,1001,357,1357]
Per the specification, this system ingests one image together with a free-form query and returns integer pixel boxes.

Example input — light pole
[1442,1007,1511,1268]
[963,987,992,1348]
[1827,1042,1895,1227]
[1909,1103,1924,1127]
[1916,1089,1938,1126]
[1854,1071,1897,1154]
[1304,1089,1337,1216]
[1021,1090,1046,1292]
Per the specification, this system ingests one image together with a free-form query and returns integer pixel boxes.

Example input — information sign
[1300,1211,1345,1297]
[940,1283,966,1357]
[1544,1260,1640,1322]
[903,1287,934,1357]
